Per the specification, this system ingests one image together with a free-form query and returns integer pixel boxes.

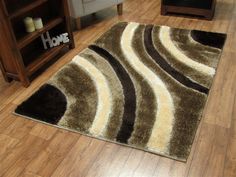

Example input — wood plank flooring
[0,0,236,176]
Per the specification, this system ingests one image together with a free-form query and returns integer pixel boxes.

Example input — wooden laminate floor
[0,0,236,176]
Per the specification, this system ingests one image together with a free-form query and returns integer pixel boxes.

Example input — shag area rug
[15,22,226,161]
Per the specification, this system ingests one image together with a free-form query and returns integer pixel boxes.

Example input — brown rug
[15,22,226,161]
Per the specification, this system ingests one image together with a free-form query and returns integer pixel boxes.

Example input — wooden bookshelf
[0,0,75,87]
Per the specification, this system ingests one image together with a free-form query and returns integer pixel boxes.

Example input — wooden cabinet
[161,0,216,20]
[0,0,75,87]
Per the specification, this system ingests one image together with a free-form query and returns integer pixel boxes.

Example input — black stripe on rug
[89,45,137,143]
[190,30,226,49]
[144,25,209,94]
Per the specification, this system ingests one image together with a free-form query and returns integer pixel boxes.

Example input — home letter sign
[41,32,69,49]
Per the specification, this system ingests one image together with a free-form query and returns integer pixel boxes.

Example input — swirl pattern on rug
[15,22,226,161]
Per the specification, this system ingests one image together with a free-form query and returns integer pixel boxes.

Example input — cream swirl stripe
[121,22,175,153]
[159,26,215,76]
[73,56,112,136]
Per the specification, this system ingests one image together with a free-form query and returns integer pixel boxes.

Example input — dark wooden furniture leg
[161,4,167,15]
[117,3,123,15]
[76,17,81,30]
[0,58,12,83]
